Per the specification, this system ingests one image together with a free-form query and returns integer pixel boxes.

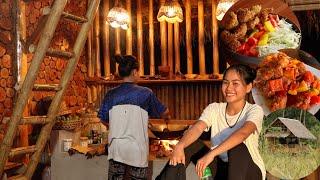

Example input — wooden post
[185,0,193,74]
[15,0,30,165]
[198,0,206,75]
[174,22,180,73]
[149,0,155,76]
[160,0,167,66]
[167,23,173,75]
[212,0,219,74]
[102,0,111,76]
[137,0,144,75]
[126,0,132,55]
[94,8,101,77]
[24,0,100,177]
[115,28,121,74]
[0,0,69,176]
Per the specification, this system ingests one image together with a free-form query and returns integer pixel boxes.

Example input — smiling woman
[156,64,266,180]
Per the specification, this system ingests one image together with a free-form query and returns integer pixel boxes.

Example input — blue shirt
[98,82,167,122]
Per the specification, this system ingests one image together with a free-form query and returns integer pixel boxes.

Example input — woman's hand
[196,153,215,177]
[169,144,185,166]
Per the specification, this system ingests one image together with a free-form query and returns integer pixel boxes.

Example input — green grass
[260,141,320,179]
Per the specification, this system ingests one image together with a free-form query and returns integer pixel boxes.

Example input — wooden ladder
[0,0,100,178]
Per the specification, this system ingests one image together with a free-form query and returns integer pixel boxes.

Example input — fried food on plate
[237,5,262,23]
[221,11,239,30]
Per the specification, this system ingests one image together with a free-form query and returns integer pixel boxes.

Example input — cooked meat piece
[257,67,274,81]
[237,8,256,23]
[273,66,284,79]
[222,11,239,30]
[259,8,273,22]
[296,61,306,75]
[220,30,241,51]
[227,39,242,51]
[276,52,290,68]
[250,5,262,15]
[233,23,247,38]
[289,92,311,110]
[220,30,234,44]
[247,16,260,30]
[270,94,287,112]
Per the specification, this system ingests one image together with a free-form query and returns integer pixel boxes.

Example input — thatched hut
[265,117,317,148]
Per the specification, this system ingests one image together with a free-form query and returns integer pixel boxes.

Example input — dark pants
[156,140,262,180]
[108,159,148,180]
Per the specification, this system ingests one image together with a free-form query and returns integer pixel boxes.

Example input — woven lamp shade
[107,6,130,29]
[157,1,183,23]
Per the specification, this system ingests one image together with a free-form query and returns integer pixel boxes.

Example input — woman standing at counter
[157,64,265,180]
[98,55,169,180]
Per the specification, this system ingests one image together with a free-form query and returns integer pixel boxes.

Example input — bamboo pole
[15,0,30,165]
[185,0,193,74]
[175,85,179,119]
[212,0,219,74]
[25,0,100,177]
[102,0,111,76]
[160,0,167,66]
[185,85,190,119]
[167,23,173,75]
[174,22,180,73]
[126,0,132,55]
[149,0,155,76]
[115,28,121,74]
[94,8,101,77]
[87,21,93,77]
[180,85,185,119]
[137,0,144,75]
[195,85,200,118]
[9,145,37,158]
[198,0,206,75]
[0,0,69,175]
[190,85,195,120]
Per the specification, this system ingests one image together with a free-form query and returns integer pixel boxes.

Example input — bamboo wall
[90,81,225,120]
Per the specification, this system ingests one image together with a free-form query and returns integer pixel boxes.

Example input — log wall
[25,0,88,115]
[0,1,15,123]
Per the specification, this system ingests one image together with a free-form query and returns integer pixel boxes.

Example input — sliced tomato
[269,14,280,23]
[247,37,258,46]
[268,78,284,92]
[283,67,296,80]
[268,14,279,27]
[303,71,314,84]
[248,47,258,57]
[310,95,320,105]
[255,23,265,31]
[253,30,265,40]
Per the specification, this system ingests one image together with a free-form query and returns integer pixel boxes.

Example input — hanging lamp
[107,0,130,30]
[157,0,183,23]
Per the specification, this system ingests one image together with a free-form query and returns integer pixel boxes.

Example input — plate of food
[220,4,301,67]
[253,52,320,115]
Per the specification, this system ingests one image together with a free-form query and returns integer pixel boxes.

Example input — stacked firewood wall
[0,1,14,122]
[25,1,88,114]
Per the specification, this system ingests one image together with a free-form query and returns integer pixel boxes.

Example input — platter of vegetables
[220,4,301,66]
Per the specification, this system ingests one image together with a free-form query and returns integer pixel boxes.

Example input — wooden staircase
[0,0,100,178]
